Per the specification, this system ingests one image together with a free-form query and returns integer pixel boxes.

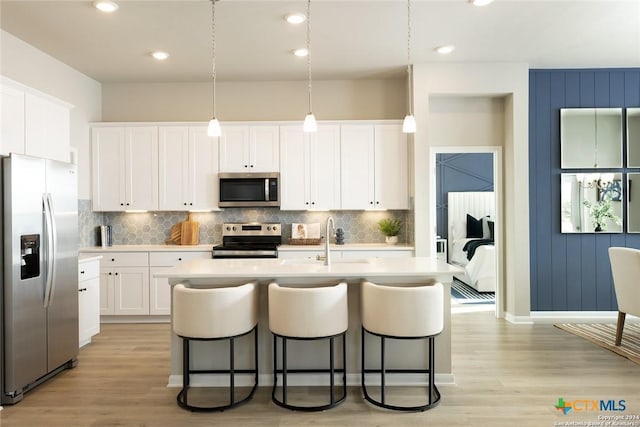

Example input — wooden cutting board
[180,213,200,245]
[164,223,182,245]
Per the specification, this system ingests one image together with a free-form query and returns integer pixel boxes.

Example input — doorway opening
[430,146,503,318]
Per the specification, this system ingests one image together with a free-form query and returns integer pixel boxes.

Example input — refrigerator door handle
[43,193,57,308]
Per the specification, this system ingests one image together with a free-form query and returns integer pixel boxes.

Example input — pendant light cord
[306,0,313,114]
[211,0,217,119]
[407,0,413,116]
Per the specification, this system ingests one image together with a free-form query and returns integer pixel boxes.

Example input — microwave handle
[265,178,270,201]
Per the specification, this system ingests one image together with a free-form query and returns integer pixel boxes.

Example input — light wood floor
[2,309,639,427]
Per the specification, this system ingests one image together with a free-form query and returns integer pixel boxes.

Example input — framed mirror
[560,108,623,168]
[627,108,640,168]
[561,173,623,233]
[628,173,640,233]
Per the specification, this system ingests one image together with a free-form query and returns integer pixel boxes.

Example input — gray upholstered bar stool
[268,281,348,412]
[172,282,259,412]
[360,280,444,412]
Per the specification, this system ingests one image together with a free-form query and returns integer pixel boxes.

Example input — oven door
[219,173,279,207]
[212,249,278,259]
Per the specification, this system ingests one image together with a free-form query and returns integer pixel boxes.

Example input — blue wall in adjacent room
[529,68,640,312]
[436,153,494,239]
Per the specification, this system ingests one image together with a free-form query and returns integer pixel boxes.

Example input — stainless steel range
[212,223,281,259]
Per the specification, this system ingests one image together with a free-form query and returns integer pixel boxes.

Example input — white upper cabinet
[340,123,408,210]
[1,78,71,162]
[91,126,159,211]
[219,124,279,172]
[159,126,219,211]
[280,124,340,210]
[0,83,26,156]
[373,124,409,209]
[25,93,70,162]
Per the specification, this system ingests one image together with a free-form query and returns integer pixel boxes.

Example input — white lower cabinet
[98,252,150,316]
[149,251,211,315]
[279,247,414,261]
[78,258,100,347]
[341,249,413,258]
[92,250,211,319]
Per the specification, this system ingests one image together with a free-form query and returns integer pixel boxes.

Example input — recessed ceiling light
[469,0,494,6]
[285,13,306,24]
[93,1,118,13]
[292,48,308,57]
[151,51,169,60]
[435,45,455,55]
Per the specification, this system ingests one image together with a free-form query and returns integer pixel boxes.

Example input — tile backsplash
[78,200,412,247]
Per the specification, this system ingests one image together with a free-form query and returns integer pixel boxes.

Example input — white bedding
[447,192,497,293]
[449,238,496,293]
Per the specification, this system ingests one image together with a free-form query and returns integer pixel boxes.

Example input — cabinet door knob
[369,201,374,205]
[108,272,112,275]
[80,270,85,274]
[120,203,124,206]
[126,203,130,206]
[250,165,254,168]
[178,257,182,261]
[115,272,119,276]
[184,202,187,206]
[111,258,115,262]
[244,165,248,168]
[189,203,193,206]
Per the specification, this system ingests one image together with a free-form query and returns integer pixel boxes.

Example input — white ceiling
[1,0,639,84]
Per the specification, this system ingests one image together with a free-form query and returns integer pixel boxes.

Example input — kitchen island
[155,256,462,387]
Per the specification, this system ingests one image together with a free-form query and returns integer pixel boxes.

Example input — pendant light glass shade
[302,0,317,133]
[207,118,221,137]
[303,113,317,132]
[402,114,416,133]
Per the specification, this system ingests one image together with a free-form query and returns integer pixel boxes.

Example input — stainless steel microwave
[218,172,280,207]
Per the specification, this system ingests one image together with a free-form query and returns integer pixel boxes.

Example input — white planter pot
[385,236,398,245]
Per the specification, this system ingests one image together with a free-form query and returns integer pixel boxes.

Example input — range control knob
[232,226,237,231]
[272,225,278,231]
[226,226,231,231]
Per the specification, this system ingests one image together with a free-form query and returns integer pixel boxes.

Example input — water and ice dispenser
[21,234,40,280]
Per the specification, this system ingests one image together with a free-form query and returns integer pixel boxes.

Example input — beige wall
[428,96,505,147]
[1,30,102,200]
[412,62,531,327]
[101,79,406,122]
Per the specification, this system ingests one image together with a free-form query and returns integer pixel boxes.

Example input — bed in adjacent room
[447,191,496,293]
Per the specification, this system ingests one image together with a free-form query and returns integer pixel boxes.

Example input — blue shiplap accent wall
[529,68,640,311]
[436,153,494,239]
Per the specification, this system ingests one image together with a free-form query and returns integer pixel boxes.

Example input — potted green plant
[583,199,621,232]
[378,218,402,244]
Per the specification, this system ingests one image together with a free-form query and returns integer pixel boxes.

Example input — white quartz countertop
[80,244,215,253]
[154,257,461,281]
[278,243,414,251]
[80,243,414,253]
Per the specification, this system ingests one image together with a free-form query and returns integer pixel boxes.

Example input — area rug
[450,279,495,304]
[554,323,640,365]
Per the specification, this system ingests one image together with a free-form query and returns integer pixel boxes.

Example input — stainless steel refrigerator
[1,153,79,404]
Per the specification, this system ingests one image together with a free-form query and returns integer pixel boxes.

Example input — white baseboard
[530,311,619,324]
[504,312,534,324]
[167,373,455,388]
[100,315,170,324]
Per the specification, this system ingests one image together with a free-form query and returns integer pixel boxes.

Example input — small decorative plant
[378,218,402,237]
[583,199,621,232]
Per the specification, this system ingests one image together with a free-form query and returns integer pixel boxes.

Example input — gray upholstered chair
[172,282,259,411]
[608,247,640,346]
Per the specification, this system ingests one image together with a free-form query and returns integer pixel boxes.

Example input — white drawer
[78,259,100,281]
[99,252,149,267]
[149,251,211,267]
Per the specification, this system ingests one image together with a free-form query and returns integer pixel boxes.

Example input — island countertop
[157,256,462,387]
[154,256,461,282]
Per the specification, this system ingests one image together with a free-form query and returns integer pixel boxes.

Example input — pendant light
[303,0,317,133]
[207,0,221,137]
[402,0,416,134]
